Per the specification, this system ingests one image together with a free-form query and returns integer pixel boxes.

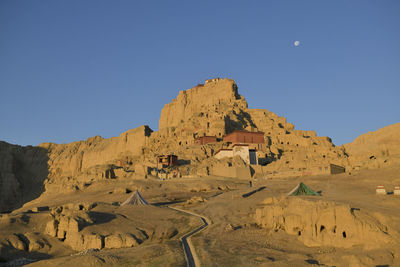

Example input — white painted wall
[215,150,234,159]
[233,146,250,164]
[215,146,258,165]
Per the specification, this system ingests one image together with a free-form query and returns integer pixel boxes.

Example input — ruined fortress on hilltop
[1,78,399,212]
[154,78,348,177]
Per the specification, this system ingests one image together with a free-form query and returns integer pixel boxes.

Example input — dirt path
[169,206,210,267]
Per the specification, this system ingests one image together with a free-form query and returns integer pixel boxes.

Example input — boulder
[6,234,27,251]
[104,233,140,249]
[104,234,123,249]
[83,233,103,250]
[45,220,58,237]
[65,232,103,251]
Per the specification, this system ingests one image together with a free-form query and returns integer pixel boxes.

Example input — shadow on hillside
[242,186,266,198]
[152,200,186,206]
[0,244,52,265]
[224,111,257,134]
[177,159,191,166]
[77,211,117,230]
[0,142,49,213]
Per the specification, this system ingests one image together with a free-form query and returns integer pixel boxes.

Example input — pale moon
[294,40,300,46]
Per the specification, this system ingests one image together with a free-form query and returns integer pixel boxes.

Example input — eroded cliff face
[1,78,397,212]
[40,125,152,189]
[254,197,395,250]
[248,109,348,176]
[159,78,251,139]
[343,123,400,170]
[155,78,348,175]
[0,126,153,212]
[0,142,48,212]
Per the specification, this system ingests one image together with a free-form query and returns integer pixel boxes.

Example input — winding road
[169,207,210,267]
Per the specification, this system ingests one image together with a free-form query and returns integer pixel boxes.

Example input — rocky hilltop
[156,78,348,177]
[0,78,398,212]
[159,78,247,136]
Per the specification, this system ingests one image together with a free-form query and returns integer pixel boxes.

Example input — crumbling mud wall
[254,197,395,250]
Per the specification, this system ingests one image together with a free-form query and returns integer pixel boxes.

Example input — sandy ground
[188,166,400,266]
[1,166,400,266]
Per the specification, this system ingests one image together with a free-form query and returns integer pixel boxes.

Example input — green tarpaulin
[287,182,320,196]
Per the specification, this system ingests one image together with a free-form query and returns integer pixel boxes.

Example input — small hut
[394,186,400,195]
[376,186,386,195]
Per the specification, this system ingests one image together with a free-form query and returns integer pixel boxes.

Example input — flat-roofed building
[223,130,264,144]
[214,144,258,165]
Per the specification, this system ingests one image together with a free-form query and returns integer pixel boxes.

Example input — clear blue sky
[1,1,399,146]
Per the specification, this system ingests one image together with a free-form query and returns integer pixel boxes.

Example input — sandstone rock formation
[1,78,398,213]
[254,197,394,250]
[159,78,249,138]
[0,141,48,212]
[153,78,349,178]
[37,78,350,188]
[1,232,52,254]
[104,233,140,249]
[44,204,149,251]
[344,123,400,170]
[41,125,152,181]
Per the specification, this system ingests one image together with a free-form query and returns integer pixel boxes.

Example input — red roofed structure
[223,130,264,144]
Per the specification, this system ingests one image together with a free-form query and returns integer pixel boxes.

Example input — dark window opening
[342,231,346,238]
[320,225,325,232]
